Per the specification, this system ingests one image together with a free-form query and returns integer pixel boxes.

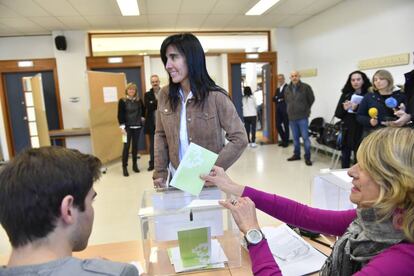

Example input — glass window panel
[27,107,36,121]
[22,77,32,91]
[25,92,34,107]
[29,122,38,136]
[31,136,40,148]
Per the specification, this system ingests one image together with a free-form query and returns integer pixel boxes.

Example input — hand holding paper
[170,143,218,196]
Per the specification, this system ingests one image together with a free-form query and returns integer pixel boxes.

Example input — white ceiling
[0,0,344,37]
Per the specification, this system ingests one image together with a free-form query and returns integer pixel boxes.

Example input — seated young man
[0,147,138,275]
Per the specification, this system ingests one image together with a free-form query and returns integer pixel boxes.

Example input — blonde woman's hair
[125,82,138,96]
[357,127,414,242]
[372,69,394,92]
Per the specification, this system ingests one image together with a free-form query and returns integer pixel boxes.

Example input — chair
[308,117,325,158]
[322,121,343,169]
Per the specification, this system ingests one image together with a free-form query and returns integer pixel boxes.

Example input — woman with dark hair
[242,86,258,147]
[334,71,371,168]
[117,82,145,177]
[153,33,248,188]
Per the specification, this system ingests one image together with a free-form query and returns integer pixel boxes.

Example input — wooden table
[49,128,91,138]
[49,128,90,145]
[73,239,251,275]
[1,236,333,275]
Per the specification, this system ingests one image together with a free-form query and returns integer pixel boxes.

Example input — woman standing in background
[242,86,258,148]
[334,71,371,168]
[118,82,145,177]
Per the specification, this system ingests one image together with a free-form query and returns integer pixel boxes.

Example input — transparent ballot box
[138,187,241,275]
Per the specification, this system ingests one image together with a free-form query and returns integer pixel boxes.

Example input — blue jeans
[289,118,311,160]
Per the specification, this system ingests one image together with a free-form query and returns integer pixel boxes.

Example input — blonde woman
[357,69,405,138]
[117,83,145,177]
[202,127,414,275]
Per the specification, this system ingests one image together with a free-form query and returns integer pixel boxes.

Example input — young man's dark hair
[0,147,139,275]
[0,146,101,247]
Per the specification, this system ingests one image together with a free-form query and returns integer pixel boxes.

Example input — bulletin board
[87,71,126,163]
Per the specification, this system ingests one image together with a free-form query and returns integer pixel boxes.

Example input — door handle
[23,116,27,121]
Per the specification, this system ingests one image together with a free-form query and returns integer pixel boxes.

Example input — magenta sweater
[242,186,414,276]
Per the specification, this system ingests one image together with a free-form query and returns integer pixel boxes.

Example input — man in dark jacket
[144,74,160,171]
[273,74,289,147]
[284,71,315,166]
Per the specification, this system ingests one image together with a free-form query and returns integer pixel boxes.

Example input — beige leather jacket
[153,86,248,180]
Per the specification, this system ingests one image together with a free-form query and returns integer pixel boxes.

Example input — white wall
[274,0,414,121]
[206,56,223,87]
[149,57,169,88]
[220,54,229,92]
[0,36,54,60]
[272,27,295,77]
[52,31,91,153]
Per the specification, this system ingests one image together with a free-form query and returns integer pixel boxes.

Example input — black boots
[123,166,129,177]
[123,162,139,177]
[132,162,140,173]
[147,161,154,171]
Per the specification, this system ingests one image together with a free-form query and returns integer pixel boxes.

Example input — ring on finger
[230,199,238,206]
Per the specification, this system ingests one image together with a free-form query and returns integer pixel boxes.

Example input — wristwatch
[244,229,265,246]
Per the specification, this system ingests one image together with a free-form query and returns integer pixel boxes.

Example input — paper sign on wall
[103,87,118,103]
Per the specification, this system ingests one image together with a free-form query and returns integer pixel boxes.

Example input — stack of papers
[168,239,228,273]
[260,224,327,276]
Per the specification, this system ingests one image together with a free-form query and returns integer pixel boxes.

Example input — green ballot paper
[178,226,211,267]
[170,143,218,196]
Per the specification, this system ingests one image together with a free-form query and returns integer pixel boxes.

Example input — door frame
[86,55,146,94]
[0,58,64,156]
[227,52,277,143]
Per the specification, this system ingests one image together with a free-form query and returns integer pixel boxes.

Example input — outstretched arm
[243,186,356,236]
[202,167,356,236]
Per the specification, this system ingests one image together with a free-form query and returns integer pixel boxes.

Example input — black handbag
[322,120,343,150]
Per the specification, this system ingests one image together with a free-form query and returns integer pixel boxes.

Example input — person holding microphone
[357,69,405,138]
[334,71,371,168]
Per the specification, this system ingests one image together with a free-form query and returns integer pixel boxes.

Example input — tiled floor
[0,143,333,256]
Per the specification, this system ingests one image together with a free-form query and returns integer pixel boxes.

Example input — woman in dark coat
[335,71,371,168]
[117,82,145,177]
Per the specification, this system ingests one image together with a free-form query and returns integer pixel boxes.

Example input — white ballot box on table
[138,187,241,275]
[312,169,356,211]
